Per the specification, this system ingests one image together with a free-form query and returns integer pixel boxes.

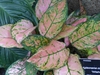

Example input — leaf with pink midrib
[39,0,68,39]
[27,40,69,71]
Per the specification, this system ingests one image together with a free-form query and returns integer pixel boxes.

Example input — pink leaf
[15,27,36,44]
[54,25,78,40]
[97,45,100,52]
[72,18,87,26]
[11,19,36,44]
[36,0,58,20]
[0,24,22,48]
[54,54,84,75]
[27,40,69,71]
[88,53,100,59]
[64,37,70,47]
[0,24,12,38]
[0,37,22,48]
[36,0,51,20]
[39,0,67,38]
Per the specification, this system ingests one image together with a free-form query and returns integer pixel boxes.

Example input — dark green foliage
[0,47,28,68]
[0,0,38,26]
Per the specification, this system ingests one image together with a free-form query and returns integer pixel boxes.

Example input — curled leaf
[27,40,69,71]
[11,19,36,44]
[54,54,84,75]
[0,24,22,48]
[72,18,87,26]
[39,0,68,38]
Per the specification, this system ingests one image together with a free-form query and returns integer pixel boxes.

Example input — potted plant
[0,0,100,75]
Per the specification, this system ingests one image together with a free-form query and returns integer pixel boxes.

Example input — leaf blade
[27,40,69,71]
[54,54,84,75]
[0,0,38,25]
[39,0,68,38]
[0,48,28,68]
[69,19,100,49]
[5,59,38,75]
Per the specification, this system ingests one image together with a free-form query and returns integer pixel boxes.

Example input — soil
[0,68,5,75]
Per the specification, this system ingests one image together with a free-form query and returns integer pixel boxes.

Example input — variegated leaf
[39,0,68,39]
[54,25,78,40]
[54,54,84,75]
[11,19,36,44]
[27,40,69,71]
[21,35,51,54]
[88,53,100,59]
[69,19,100,50]
[0,24,22,48]
[36,0,61,19]
[44,70,54,75]
[72,18,87,26]
[5,59,37,75]
[97,45,100,52]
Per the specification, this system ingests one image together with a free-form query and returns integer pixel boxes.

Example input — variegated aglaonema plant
[1,0,100,75]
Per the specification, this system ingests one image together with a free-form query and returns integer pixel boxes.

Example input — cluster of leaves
[1,0,100,75]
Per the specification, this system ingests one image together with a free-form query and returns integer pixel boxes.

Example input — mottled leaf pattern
[21,35,51,54]
[54,25,78,40]
[5,59,26,75]
[5,59,37,75]
[0,24,22,48]
[25,62,38,75]
[27,40,69,71]
[11,19,36,44]
[54,54,84,75]
[39,0,68,38]
[44,70,54,75]
[69,20,100,49]
[36,0,60,19]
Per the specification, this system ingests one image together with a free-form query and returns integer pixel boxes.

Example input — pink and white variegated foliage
[0,19,36,48]
[3,0,100,75]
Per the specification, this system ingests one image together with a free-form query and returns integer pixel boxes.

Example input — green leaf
[25,62,38,75]
[26,0,35,6]
[39,0,68,39]
[54,54,84,75]
[44,70,54,75]
[21,35,51,54]
[0,0,38,25]
[5,59,38,75]
[69,19,100,50]
[27,40,69,71]
[0,47,28,68]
